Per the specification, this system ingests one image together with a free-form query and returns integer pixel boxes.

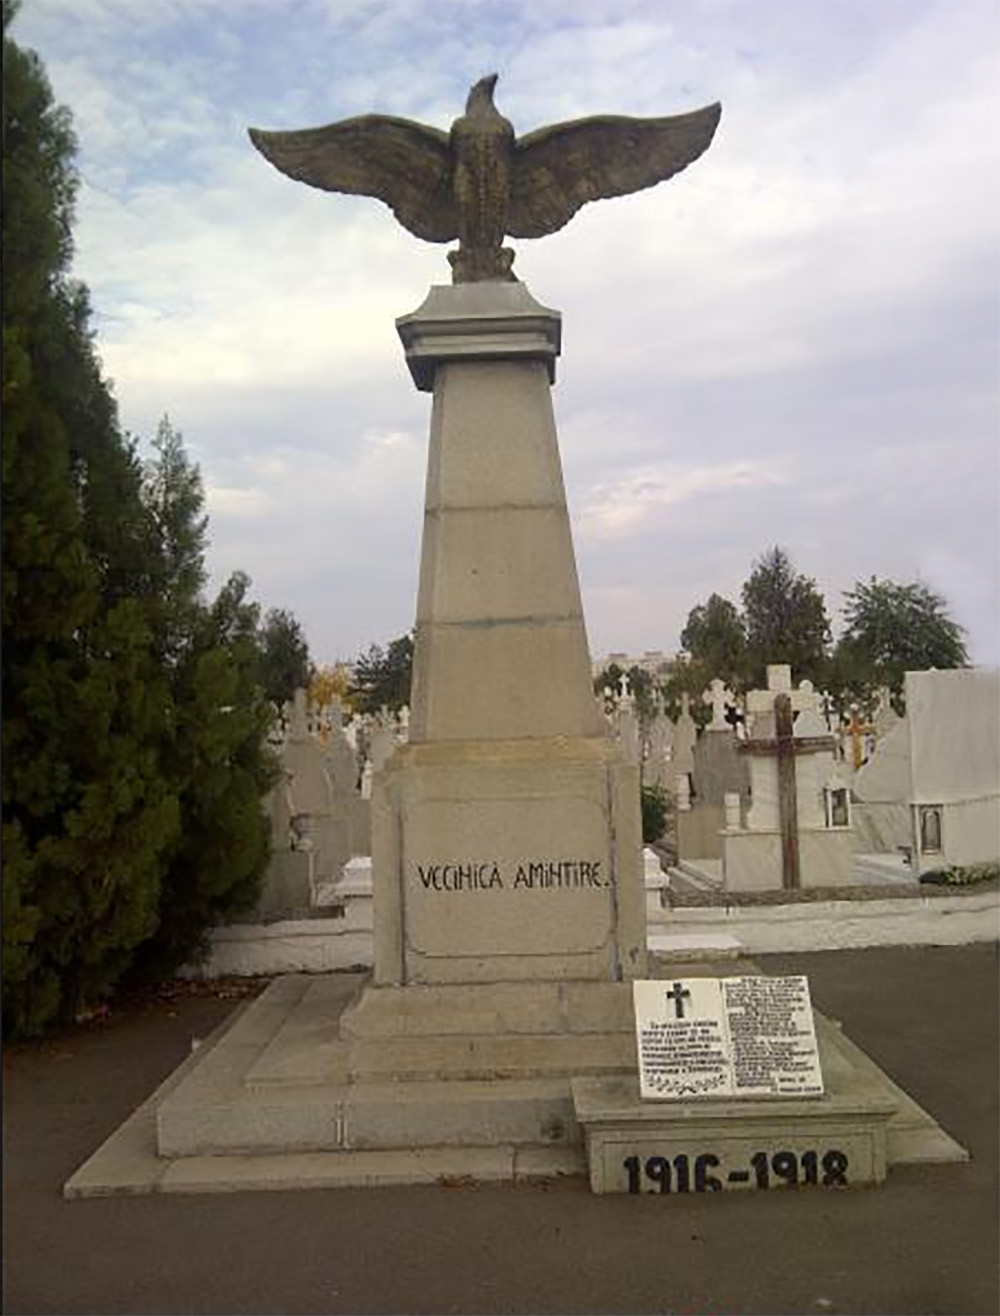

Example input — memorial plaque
[633,979,730,1099]
[724,976,824,1098]
[632,975,823,1101]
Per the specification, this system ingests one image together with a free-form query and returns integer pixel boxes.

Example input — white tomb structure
[903,668,1000,871]
[723,665,854,891]
[851,669,1000,870]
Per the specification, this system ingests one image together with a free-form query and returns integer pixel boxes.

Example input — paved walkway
[3,944,998,1315]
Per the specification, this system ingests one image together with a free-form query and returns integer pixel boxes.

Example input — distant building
[592,650,675,681]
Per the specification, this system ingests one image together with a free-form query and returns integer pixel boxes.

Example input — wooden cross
[739,693,837,890]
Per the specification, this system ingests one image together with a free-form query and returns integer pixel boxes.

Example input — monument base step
[156,972,648,1156]
[65,967,967,1197]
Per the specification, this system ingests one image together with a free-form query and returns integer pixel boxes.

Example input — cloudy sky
[13,0,1000,668]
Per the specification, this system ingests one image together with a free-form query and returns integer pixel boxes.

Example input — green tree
[134,423,279,977]
[1,16,284,1029]
[2,8,179,1033]
[659,654,710,727]
[259,606,312,706]
[742,546,830,687]
[680,593,748,691]
[351,632,414,714]
[593,663,625,711]
[640,783,669,844]
[833,577,969,711]
[134,570,279,980]
[624,666,659,726]
[143,415,208,661]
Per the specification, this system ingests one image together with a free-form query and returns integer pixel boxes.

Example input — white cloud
[11,0,998,667]
[579,460,790,539]
[204,483,272,517]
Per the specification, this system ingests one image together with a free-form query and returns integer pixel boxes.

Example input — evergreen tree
[741,546,831,687]
[351,633,414,713]
[679,593,748,691]
[258,607,312,706]
[128,421,278,977]
[2,7,178,1033]
[593,662,625,706]
[143,415,208,661]
[1,13,281,1028]
[832,577,969,711]
[134,570,278,980]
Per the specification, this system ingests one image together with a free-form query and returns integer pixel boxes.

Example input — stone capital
[396,281,562,392]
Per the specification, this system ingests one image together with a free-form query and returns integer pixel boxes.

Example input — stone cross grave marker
[702,678,734,731]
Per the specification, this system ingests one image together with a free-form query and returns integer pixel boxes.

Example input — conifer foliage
[1,6,287,1034]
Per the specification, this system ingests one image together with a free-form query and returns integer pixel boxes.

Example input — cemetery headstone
[672,692,697,782]
[702,678,735,732]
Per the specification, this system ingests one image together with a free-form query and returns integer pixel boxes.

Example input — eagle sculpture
[249,74,721,283]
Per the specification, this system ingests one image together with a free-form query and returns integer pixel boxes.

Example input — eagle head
[466,74,499,111]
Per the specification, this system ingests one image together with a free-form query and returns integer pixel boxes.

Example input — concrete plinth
[371,738,646,985]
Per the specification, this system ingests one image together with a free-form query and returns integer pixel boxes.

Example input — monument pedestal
[369,281,647,994]
[371,737,646,985]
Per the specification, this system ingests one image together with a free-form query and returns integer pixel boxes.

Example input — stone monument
[77,77,722,1186]
[63,80,967,1198]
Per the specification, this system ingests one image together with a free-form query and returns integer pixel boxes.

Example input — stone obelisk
[371,281,646,987]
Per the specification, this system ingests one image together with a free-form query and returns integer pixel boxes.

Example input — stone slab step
[65,967,969,1197]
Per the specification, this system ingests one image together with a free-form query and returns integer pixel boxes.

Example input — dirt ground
[3,943,998,1316]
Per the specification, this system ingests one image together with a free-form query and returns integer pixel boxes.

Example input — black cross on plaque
[666,982,691,1019]
[739,693,836,891]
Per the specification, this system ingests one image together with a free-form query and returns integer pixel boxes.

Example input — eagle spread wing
[506,102,721,239]
[248,114,458,243]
